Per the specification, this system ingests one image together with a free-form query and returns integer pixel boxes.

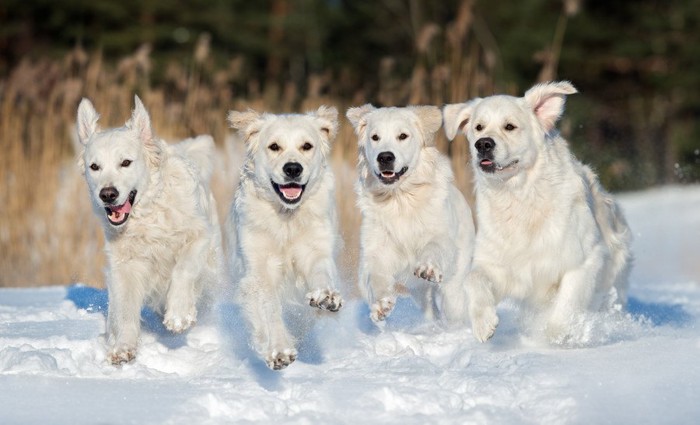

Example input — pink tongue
[280,186,302,199]
[481,159,493,166]
[112,199,132,214]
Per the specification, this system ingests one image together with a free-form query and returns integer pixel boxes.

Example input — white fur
[76,96,223,364]
[347,105,475,325]
[225,106,343,370]
[443,81,632,343]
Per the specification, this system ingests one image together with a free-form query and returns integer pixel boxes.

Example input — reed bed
[0,2,520,288]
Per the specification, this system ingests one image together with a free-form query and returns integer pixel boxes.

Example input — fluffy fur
[443,81,632,343]
[76,96,222,364]
[347,105,475,325]
[225,106,343,370]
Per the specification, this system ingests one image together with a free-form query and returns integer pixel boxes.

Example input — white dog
[76,96,222,364]
[226,106,343,370]
[346,105,475,325]
[443,81,632,343]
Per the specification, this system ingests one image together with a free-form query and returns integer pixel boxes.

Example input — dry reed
[0,0,518,288]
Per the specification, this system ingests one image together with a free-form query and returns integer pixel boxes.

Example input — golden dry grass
[0,7,511,287]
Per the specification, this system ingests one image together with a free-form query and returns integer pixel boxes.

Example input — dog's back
[171,135,216,185]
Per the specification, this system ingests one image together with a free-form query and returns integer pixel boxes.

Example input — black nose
[283,162,303,179]
[475,137,496,154]
[99,187,119,204]
[377,151,395,166]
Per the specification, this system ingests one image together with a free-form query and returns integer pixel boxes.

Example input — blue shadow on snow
[627,296,693,327]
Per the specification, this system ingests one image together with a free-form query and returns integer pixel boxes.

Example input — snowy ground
[1,185,699,425]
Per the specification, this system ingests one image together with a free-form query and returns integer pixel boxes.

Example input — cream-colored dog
[443,81,632,343]
[347,105,475,325]
[226,106,343,370]
[76,96,222,364]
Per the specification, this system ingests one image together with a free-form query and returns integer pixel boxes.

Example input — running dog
[347,104,475,326]
[443,81,632,343]
[226,106,343,370]
[76,96,222,364]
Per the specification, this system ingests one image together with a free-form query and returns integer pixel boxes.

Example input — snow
[2,185,700,424]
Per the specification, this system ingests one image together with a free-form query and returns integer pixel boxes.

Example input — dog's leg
[106,265,147,365]
[546,247,604,343]
[467,267,501,342]
[414,241,447,284]
[164,236,209,333]
[239,270,297,370]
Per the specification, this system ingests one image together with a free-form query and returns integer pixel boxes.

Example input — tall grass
[0,1,517,288]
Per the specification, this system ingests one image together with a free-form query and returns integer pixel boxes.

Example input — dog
[346,105,475,326]
[443,81,632,343]
[226,106,343,370]
[76,96,222,364]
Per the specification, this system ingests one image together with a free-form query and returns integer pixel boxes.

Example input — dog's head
[227,106,338,209]
[76,96,162,228]
[443,81,577,182]
[346,104,442,189]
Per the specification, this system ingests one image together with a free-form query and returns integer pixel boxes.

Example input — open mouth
[104,190,136,226]
[479,158,519,174]
[272,181,306,204]
[376,166,409,185]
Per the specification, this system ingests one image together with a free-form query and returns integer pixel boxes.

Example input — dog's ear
[443,99,481,141]
[76,98,100,145]
[129,95,154,143]
[524,81,577,132]
[227,109,263,143]
[409,105,442,146]
[309,105,339,143]
[129,95,162,167]
[346,104,375,140]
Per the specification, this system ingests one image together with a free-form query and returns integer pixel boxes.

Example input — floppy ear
[309,105,339,143]
[443,99,481,141]
[346,104,375,140]
[408,105,442,146]
[129,95,154,143]
[76,98,100,145]
[227,109,263,143]
[523,81,577,132]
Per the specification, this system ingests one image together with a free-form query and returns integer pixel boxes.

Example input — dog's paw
[471,307,499,342]
[306,288,343,312]
[265,348,298,371]
[370,297,396,322]
[414,263,443,283]
[163,312,197,334]
[545,320,573,345]
[107,346,136,365]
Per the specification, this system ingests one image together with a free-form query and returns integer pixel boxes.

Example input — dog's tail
[174,135,216,184]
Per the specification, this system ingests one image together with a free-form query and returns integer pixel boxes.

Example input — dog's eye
[121,159,132,167]
[90,163,100,171]
[301,142,313,151]
[398,133,408,141]
[371,134,380,142]
[475,124,483,132]
[268,143,281,152]
[504,123,517,131]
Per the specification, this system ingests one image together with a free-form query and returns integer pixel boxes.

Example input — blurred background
[1,0,698,288]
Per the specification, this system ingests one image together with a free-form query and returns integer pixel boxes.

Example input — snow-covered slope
[1,186,699,425]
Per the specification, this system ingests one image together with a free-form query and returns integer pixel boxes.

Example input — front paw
[107,345,136,365]
[163,310,197,334]
[471,306,499,342]
[370,297,396,322]
[306,288,343,312]
[266,348,298,370]
[414,262,443,283]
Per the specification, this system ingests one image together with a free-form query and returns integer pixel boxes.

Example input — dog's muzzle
[103,189,137,226]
